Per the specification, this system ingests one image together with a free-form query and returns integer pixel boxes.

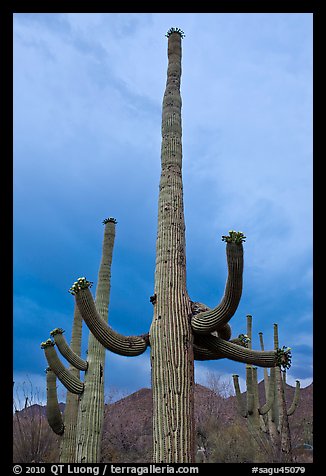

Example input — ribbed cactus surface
[149,30,195,463]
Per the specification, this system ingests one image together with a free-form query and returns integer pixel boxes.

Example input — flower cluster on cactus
[41,339,55,349]
[276,346,292,370]
[165,27,185,38]
[68,277,93,295]
[221,230,246,243]
[102,217,117,225]
[238,333,251,347]
[50,328,65,336]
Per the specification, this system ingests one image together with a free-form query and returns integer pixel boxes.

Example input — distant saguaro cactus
[233,316,276,435]
[233,317,300,462]
[71,29,291,463]
[272,323,300,462]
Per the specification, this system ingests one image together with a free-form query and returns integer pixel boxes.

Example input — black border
[4,1,321,471]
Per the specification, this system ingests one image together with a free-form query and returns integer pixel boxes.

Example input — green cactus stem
[50,328,88,371]
[75,218,117,463]
[259,367,276,415]
[41,340,84,395]
[287,380,300,416]
[194,334,248,361]
[191,240,243,334]
[45,367,64,435]
[274,323,294,462]
[59,303,84,463]
[194,333,278,367]
[233,363,276,436]
[232,374,247,418]
[149,28,196,463]
[216,323,232,341]
[258,331,279,446]
[73,286,148,356]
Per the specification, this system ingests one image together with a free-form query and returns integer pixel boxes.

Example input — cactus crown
[276,346,292,370]
[238,333,251,347]
[222,230,246,244]
[102,217,117,225]
[41,339,55,349]
[68,277,93,295]
[165,27,185,39]
[50,327,65,336]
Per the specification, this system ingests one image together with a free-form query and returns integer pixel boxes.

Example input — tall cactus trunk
[259,331,280,450]
[59,305,83,462]
[274,324,293,463]
[75,219,116,463]
[149,30,195,463]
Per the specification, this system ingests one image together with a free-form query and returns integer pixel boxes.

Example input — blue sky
[13,13,313,403]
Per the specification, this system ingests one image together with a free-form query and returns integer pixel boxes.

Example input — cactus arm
[193,335,245,360]
[41,340,84,395]
[216,323,232,341]
[287,380,300,416]
[73,285,148,356]
[232,374,248,417]
[50,328,88,371]
[259,367,276,415]
[191,301,232,340]
[191,238,244,334]
[45,367,64,435]
[259,331,271,396]
[194,333,278,367]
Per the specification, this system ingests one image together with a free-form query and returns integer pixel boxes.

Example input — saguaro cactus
[233,316,276,435]
[41,218,120,463]
[233,318,300,462]
[273,323,300,462]
[72,29,291,463]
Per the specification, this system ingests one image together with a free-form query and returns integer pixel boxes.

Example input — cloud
[13,13,313,397]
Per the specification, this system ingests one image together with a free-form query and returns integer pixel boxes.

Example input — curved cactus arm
[232,374,248,417]
[191,235,244,335]
[193,335,244,360]
[287,380,300,416]
[191,301,232,340]
[41,340,84,395]
[259,367,276,415]
[215,323,232,341]
[50,328,88,371]
[71,282,149,357]
[194,333,278,367]
[45,367,64,435]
